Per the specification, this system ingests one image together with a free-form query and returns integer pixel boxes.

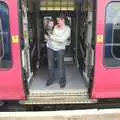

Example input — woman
[46,15,71,88]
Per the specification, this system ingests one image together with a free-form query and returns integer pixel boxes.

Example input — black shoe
[60,80,66,88]
[46,79,54,86]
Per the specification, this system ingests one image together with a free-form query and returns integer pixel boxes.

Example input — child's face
[48,21,54,28]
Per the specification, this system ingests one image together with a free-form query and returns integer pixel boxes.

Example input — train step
[20,89,97,104]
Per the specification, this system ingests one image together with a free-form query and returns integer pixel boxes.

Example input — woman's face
[57,18,64,27]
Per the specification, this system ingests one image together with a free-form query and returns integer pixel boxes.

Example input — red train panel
[92,0,120,98]
[0,0,25,100]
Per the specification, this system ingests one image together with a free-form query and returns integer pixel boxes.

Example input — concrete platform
[0,109,120,120]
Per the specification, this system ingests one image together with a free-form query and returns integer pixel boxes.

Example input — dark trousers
[47,48,65,82]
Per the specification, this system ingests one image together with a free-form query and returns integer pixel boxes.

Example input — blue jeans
[47,48,65,81]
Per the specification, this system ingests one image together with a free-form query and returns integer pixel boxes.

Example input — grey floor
[30,64,87,90]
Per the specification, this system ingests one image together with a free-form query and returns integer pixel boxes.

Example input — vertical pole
[75,1,79,68]
[35,2,41,69]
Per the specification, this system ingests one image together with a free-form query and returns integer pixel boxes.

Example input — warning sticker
[12,35,19,44]
[97,35,103,43]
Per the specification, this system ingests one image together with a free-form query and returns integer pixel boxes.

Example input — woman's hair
[58,14,66,20]
[57,14,71,27]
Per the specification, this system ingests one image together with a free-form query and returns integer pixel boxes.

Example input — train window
[104,2,120,67]
[0,2,12,68]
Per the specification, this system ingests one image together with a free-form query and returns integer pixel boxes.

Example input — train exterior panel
[92,0,120,98]
[0,0,25,100]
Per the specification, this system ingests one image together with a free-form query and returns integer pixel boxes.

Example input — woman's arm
[50,26,71,43]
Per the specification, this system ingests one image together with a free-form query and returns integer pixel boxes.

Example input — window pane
[0,2,12,68]
[112,45,120,58]
[104,45,120,67]
[104,2,120,67]
[112,18,120,58]
[0,18,4,59]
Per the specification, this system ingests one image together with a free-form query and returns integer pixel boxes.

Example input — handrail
[31,43,36,59]
[79,43,85,59]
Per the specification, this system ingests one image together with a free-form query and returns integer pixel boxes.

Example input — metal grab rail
[31,43,36,59]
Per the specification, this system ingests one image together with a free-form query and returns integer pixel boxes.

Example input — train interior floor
[29,63,88,90]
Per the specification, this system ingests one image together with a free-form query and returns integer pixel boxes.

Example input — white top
[47,25,71,51]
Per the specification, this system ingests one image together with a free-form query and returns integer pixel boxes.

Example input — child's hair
[48,18,54,22]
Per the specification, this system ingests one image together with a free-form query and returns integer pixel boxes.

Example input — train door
[84,10,94,81]
[91,0,120,99]
[77,0,95,84]
[20,0,33,83]
[0,0,25,100]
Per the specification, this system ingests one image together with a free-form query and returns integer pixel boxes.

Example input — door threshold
[29,89,88,96]
[20,89,97,105]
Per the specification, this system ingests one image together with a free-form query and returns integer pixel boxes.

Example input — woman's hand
[49,34,55,40]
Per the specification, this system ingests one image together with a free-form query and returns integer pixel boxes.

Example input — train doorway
[20,0,96,104]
